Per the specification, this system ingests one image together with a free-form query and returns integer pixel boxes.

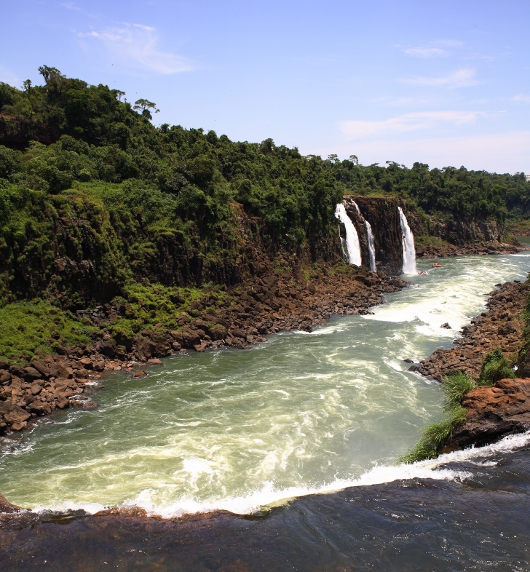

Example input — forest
[0,67,529,361]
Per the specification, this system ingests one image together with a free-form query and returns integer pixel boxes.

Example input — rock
[99,340,117,358]
[0,492,24,513]
[0,370,11,384]
[147,358,162,365]
[133,370,147,378]
[22,367,42,381]
[30,360,51,377]
[449,378,530,450]
[134,338,156,361]
[79,357,93,369]
[498,323,517,335]
[179,329,201,348]
[440,323,451,329]
[0,402,31,430]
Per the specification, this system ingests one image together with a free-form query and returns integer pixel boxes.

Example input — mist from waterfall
[364,220,377,272]
[398,207,417,275]
[335,204,362,266]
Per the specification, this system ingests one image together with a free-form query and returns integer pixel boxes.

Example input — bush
[478,348,515,386]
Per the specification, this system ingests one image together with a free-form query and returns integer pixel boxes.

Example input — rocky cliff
[336,196,519,275]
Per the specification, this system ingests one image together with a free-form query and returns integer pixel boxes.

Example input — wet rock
[147,358,162,365]
[0,492,24,513]
[133,370,147,378]
[440,323,451,329]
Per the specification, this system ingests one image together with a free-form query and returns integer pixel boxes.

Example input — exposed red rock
[448,378,530,449]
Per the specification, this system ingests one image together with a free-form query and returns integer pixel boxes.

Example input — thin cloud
[513,94,530,103]
[403,68,477,89]
[340,111,483,141]
[403,47,447,58]
[77,23,193,74]
[61,2,82,10]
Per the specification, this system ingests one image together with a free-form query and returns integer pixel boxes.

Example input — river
[1,253,530,570]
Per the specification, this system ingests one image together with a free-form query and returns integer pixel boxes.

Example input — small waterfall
[364,220,377,272]
[398,207,417,275]
[335,204,362,266]
[351,201,361,215]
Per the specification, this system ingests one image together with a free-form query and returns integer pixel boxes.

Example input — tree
[349,155,359,165]
[133,99,159,120]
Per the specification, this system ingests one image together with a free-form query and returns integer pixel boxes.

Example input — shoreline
[416,276,530,451]
[0,262,406,437]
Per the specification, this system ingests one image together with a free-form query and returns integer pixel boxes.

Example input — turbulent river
[2,254,530,570]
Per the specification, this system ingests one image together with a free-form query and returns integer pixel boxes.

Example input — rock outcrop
[449,378,530,449]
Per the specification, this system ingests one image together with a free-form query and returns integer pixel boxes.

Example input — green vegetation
[402,346,517,463]
[1,66,530,363]
[478,348,516,386]
[400,371,474,463]
[0,300,96,364]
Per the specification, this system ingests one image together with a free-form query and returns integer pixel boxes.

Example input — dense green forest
[0,67,529,308]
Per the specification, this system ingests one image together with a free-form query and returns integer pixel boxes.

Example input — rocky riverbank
[415,278,530,450]
[415,242,524,259]
[0,264,406,436]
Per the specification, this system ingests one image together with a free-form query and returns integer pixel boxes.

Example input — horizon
[1,0,529,175]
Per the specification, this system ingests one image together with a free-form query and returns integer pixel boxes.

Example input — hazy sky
[2,0,529,173]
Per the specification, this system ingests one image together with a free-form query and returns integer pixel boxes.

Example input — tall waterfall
[364,220,377,272]
[335,204,362,266]
[398,207,417,275]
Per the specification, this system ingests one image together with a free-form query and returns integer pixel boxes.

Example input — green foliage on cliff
[478,348,516,385]
[1,67,529,315]
[0,300,96,364]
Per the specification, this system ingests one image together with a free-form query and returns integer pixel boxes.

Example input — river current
[2,253,530,521]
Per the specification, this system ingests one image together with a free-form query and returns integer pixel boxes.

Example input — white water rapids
[1,253,529,517]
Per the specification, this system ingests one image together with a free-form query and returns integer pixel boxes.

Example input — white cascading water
[335,203,362,266]
[398,207,417,274]
[364,220,377,272]
[351,201,361,215]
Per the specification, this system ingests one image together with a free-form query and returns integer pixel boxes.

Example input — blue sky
[1,0,529,173]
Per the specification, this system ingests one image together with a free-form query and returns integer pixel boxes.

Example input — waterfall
[398,207,417,275]
[351,201,361,215]
[335,204,362,266]
[364,220,377,272]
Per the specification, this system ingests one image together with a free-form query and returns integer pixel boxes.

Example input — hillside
[0,67,529,364]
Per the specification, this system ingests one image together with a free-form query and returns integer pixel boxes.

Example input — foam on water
[2,253,530,516]
[29,431,530,518]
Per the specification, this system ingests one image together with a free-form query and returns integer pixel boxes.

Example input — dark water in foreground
[1,440,530,571]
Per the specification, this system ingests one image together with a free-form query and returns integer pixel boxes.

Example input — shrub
[478,348,515,386]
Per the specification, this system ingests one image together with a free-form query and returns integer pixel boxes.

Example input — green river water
[1,253,530,516]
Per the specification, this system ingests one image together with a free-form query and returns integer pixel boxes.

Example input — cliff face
[342,196,403,275]
[336,196,517,276]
